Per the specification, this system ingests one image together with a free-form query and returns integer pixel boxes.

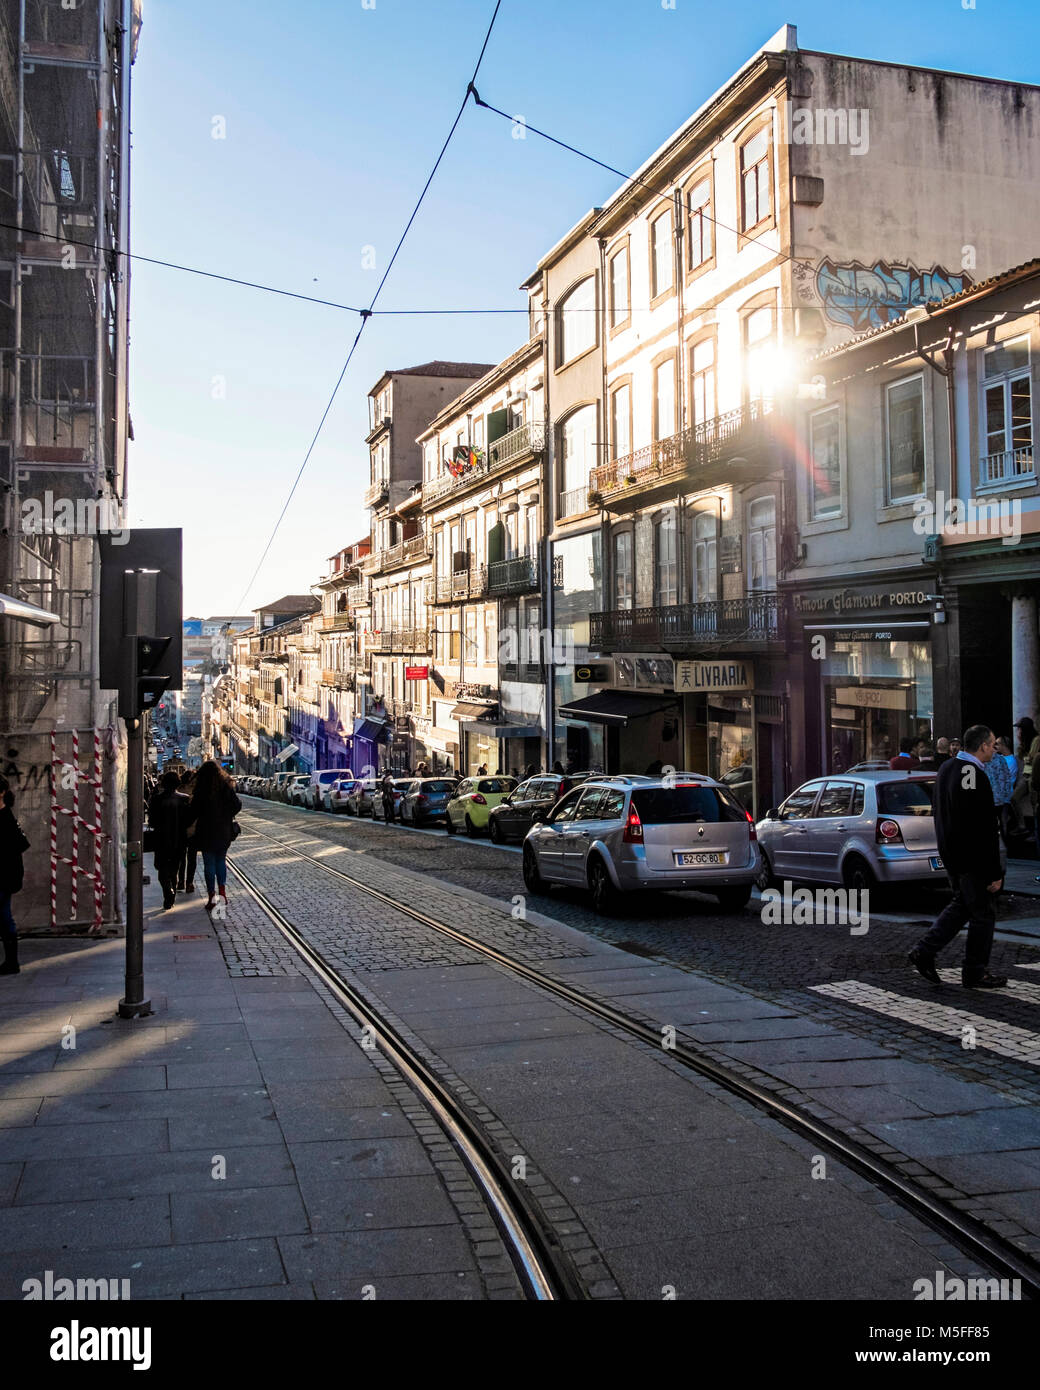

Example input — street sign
[405,665,429,681]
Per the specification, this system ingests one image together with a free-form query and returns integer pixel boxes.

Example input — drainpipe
[673,188,686,601]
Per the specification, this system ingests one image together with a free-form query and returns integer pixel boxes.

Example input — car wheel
[523,844,548,895]
[588,856,620,916]
[488,818,502,844]
[715,885,752,912]
[754,852,776,891]
[466,814,480,839]
[445,813,457,836]
[842,855,878,897]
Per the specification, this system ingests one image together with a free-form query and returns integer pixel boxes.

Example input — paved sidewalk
[0,876,499,1300]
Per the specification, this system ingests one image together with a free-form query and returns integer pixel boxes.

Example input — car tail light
[876,818,903,844]
[623,804,643,843]
[471,793,487,805]
[417,794,428,804]
[745,808,757,842]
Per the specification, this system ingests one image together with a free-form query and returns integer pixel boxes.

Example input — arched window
[560,405,597,517]
[655,511,678,607]
[693,510,718,602]
[558,277,597,366]
[748,495,777,592]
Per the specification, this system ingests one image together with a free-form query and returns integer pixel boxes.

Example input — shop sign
[574,663,610,683]
[834,685,907,710]
[674,660,754,692]
[405,665,429,681]
[794,586,930,616]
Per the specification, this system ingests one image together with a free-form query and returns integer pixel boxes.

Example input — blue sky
[128,0,1040,614]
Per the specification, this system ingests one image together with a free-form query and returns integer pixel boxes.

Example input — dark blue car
[398,777,457,826]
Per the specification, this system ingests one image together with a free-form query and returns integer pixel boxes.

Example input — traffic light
[135,636,173,712]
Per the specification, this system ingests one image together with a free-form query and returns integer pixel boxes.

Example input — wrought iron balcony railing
[315,611,354,632]
[425,570,489,604]
[486,551,539,596]
[422,420,546,508]
[363,478,390,508]
[981,446,1034,486]
[374,628,432,653]
[378,534,432,570]
[590,593,786,652]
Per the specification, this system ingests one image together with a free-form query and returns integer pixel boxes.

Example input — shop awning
[558,691,678,727]
[451,701,499,722]
[353,716,388,741]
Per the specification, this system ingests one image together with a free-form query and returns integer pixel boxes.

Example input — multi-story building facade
[219,595,318,774]
[417,342,548,775]
[312,537,371,771]
[361,362,492,773]
[553,22,1040,815]
[787,259,1040,781]
[0,0,140,925]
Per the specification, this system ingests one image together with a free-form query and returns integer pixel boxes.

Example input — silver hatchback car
[522,774,759,915]
[755,771,944,892]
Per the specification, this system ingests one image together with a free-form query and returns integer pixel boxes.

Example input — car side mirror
[531,810,545,824]
[766,807,779,820]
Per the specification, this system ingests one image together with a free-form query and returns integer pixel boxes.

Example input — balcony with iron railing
[425,569,489,604]
[374,627,432,653]
[485,551,540,596]
[316,611,355,632]
[346,581,371,608]
[980,445,1034,487]
[378,534,432,571]
[590,593,786,653]
[321,668,356,691]
[422,420,547,508]
[363,477,390,509]
[590,400,779,509]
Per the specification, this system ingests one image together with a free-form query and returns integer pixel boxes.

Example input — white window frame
[979,335,1034,489]
[809,403,843,519]
[884,373,927,504]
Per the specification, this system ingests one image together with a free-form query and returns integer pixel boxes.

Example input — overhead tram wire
[469,89,818,271]
[230,0,504,616]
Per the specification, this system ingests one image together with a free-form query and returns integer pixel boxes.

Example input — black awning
[353,716,388,741]
[451,701,498,721]
[557,691,678,727]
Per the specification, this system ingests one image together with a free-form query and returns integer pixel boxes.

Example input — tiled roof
[255,594,320,613]
[391,360,496,378]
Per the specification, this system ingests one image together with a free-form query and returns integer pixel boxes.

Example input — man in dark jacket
[909,724,1007,989]
[0,775,29,975]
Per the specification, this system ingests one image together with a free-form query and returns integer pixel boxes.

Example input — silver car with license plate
[755,771,944,893]
[522,774,759,915]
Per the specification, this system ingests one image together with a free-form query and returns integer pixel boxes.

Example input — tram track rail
[226,854,586,1303]
[232,819,1040,1300]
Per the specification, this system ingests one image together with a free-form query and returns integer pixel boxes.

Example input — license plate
[674,851,727,866]
[930,856,943,870]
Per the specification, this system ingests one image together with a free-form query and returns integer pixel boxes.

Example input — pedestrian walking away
[177,769,198,891]
[380,769,396,824]
[149,770,190,911]
[908,725,1008,990]
[0,776,29,976]
[187,761,242,911]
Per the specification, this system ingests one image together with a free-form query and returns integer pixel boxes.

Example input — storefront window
[707,695,754,810]
[821,636,933,772]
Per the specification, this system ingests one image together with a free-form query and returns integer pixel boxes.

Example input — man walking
[908,725,1007,989]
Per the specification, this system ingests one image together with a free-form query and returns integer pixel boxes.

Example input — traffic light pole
[118,710,150,1018]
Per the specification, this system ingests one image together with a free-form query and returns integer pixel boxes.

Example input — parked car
[344,778,379,817]
[398,777,457,826]
[305,768,347,810]
[718,762,754,812]
[322,777,358,812]
[846,761,893,772]
[371,778,411,822]
[287,774,311,807]
[487,772,591,843]
[445,776,518,837]
[755,771,943,893]
[523,773,758,915]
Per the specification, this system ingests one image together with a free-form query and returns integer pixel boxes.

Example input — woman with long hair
[186,761,241,910]
[0,775,30,975]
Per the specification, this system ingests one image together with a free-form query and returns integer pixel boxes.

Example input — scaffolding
[0,1,138,929]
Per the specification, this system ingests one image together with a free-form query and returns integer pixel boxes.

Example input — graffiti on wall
[813,259,973,332]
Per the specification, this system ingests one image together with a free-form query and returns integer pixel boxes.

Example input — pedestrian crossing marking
[936,968,1040,1004]
[810,981,1040,1066]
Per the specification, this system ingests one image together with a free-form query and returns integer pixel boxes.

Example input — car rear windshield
[477,779,515,793]
[422,781,453,792]
[318,771,340,784]
[878,780,935,816]
[631,786,746,824]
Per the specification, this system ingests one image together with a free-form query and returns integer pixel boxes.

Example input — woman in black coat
[0,775,30,975]
[148,770,189,910]
[187,762,241,910]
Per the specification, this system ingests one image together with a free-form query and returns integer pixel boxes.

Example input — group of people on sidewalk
[148,762,241,912]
